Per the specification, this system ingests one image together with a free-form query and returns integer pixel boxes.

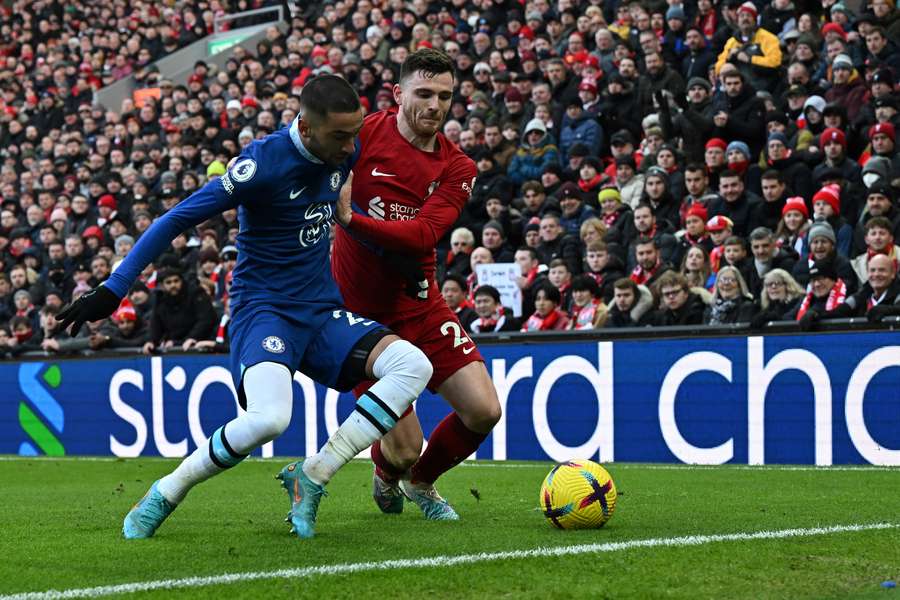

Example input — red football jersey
[332,109,477,320]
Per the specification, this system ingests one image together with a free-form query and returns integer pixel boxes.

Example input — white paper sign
[475,262,523,317]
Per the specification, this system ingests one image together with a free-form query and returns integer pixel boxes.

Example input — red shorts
[354,301,484,396]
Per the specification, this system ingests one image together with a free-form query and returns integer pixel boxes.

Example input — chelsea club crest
[262,336,285,354]
[330,171,341,191]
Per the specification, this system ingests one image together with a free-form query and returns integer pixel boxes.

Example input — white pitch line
[458,462,897,472]
[0,456,894,472]
[1,522,895,600]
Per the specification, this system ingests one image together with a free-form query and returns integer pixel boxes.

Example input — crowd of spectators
[1,0,900,358]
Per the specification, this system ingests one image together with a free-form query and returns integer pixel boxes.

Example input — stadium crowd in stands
[1,0,900,357]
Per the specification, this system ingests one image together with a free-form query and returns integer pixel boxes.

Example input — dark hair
[400,48,456,83]
[635,235,657,249]
[299,75,360,123]
[571,274,600,295]
[684,162,706,174]
[613,277,638,292]
[633,202,654,214]
[718,169,742,181]
[724,235,745,248]
[474,284,501,303]
[760,169,783,182]
[865,216,894,232]
[516,246,538,261]
[534,281,561,304]
[442,272,467,290]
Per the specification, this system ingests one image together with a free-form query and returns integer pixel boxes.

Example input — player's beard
[408,105,442,138]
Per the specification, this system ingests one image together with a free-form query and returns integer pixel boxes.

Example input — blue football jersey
[105,117,358,321]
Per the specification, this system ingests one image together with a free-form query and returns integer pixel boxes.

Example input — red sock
[371,440,404,483]
[410,412,488,485]
[370,405,415,484]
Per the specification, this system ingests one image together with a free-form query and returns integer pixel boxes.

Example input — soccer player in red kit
[332,49,501,520]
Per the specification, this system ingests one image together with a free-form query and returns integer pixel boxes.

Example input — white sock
[158,362,293,504]
[303,339,432,485]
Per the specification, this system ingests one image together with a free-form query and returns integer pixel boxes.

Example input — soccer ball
[539,459,617,529]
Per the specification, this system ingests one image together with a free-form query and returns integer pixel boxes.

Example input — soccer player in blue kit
[55,76,433,540]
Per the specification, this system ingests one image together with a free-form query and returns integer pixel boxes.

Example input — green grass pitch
[0,458,898,599]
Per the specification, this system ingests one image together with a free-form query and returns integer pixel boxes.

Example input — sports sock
[410,412,488,485]
[303,339,431,485]
[371,440,405,483]
[158,362,293,504]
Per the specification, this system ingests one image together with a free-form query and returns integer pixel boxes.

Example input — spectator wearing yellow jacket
[716,2,783,93]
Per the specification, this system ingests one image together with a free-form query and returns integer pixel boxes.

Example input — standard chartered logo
[17,362,65,456]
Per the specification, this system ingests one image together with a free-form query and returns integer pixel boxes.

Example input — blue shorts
[229,306,386,396]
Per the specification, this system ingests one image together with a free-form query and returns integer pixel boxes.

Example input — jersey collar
[289,115,323,164]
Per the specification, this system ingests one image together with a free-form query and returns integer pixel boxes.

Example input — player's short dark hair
[400,48,456,83]
[299,75,360,124]
[474,284,501,303]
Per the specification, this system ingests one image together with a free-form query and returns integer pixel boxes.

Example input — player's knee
[468,400,502,433]
[376,339,433,395]
[405,345,433,392]
[251,409,291,442]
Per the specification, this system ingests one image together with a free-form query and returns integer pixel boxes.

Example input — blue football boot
[373,466,405,514]
[277,459,326,539]
[400,480,459,521]
[123,480,177,539]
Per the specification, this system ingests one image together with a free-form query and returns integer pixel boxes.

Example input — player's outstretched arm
[343,157,476,254]
[57,175,247,335]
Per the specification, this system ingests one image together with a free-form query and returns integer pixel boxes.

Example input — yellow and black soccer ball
[539,459,617,529]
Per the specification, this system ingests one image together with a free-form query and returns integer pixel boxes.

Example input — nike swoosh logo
[371,168,397,177]
[290,187,307,199]
[462,346,476,355]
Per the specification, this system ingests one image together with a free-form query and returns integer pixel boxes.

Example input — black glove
[867,304,894,323]
[798,309,819,331]
[383,252,429,301]
[55,286,121,336]
[673,90,689,110]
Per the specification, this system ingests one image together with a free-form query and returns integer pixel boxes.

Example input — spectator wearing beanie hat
[792,220,859,291]
[704,138,728,189]
[851,182,900,256]
[787,256,849,329]
[677,203,715,257]
[765,131,813,201]
[825,54,868,122]
[597,187,631,231]
[813,127,862,185]
[777,197,812,258]
[812,184,853,257]
[658,73,716,164]
[559,97,602,164]
[509,118,560,186]
[867,122,897,163]
[715,2,782,93]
